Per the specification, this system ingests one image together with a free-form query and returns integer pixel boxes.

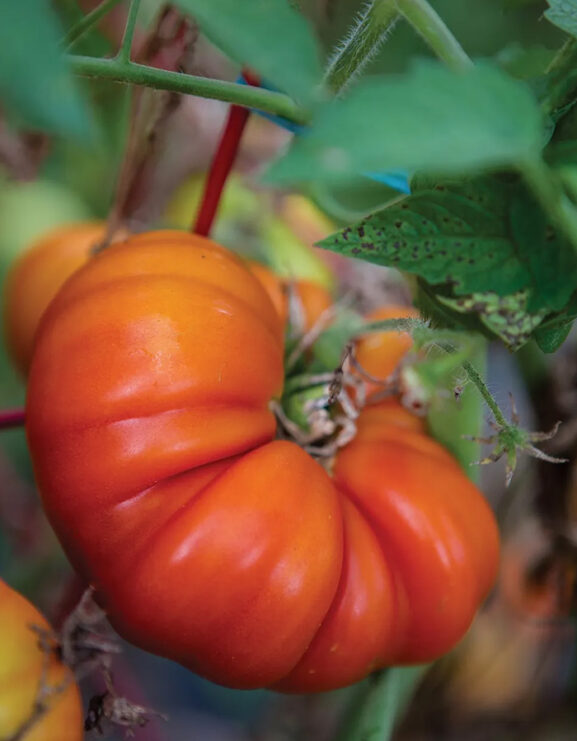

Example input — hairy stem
[68,56,309,123]
[395,0,472,71]
[62,0,124,51]
[462,359,508,428]
[117,0,142,64]
[324,0,398,95]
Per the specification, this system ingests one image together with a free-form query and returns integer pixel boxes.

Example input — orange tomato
[0,579,83,741]
[26,231,499,692]
[3,222,115,375]
[247,260,332,332]
[355,305,419,387]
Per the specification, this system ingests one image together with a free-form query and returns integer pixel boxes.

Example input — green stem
[62,0,123,51]
[68,55,309,123]
[520,156,577,254]
[324,0,398,95]
[462,359,508,428]
[117,0,142,64]
[426,340,486,478]
[362,317,423,333]
[395,0,472,71]
[542,37,577,118]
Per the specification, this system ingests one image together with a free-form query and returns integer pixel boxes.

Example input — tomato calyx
[276,337,401,460]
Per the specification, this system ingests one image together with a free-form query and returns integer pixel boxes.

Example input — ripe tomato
[247,260,332,332]
[3,222,107,375]
[26,231,499,692]
[355,305,419,386]
[0,579,83,741]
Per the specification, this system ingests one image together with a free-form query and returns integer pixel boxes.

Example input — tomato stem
[324,0,399,95]
[0,408,26,429]
[62,0,124,51]
[396,0,472,71]
[193,72,260,237]
[116,0,142,65]
[68,56,307,123]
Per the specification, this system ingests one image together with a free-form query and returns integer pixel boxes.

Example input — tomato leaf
[266,63,543,184]
[319,177,532,298]
[337,667,427,741]
[173,0,323,105]
[509,186,577,312]
[319,175,577,351]
[545,0,577,38]
[532,293,577,352]
[437,291,548,351]
[0,0,92,137]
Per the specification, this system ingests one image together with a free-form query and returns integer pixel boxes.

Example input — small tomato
[3,223,125,375]
[0,579,83,741]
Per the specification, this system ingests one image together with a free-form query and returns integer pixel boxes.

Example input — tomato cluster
[22,230,499,692]
[0,579,83,741]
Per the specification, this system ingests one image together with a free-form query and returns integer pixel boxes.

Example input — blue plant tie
[236,75,411,195]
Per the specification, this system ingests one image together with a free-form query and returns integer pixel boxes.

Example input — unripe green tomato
[0,179,91,263]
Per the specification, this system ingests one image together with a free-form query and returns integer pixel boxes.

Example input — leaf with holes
[545,0,577,38]
[266,63,543,184]
[174,0,323,104]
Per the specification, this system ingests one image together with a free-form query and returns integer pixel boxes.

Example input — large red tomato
[0,579,83,741]
[26,230,499,692]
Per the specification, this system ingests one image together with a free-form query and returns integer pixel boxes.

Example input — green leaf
[319,177,531,297]
[545,0,577,38]
[438,291,547,351]
[320,175,577,351]
[534,319,574,352]
[532,292,577,352]
[173,0,323,104]
[0,0,92,137]
[266,63,543,184]
[509,186,577,312]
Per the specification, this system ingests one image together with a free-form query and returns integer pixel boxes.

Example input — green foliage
[545,0,577,38]
[319,176,577,350]
[266,63,543,184]
[173,0,323,104]
[0,0,92,137]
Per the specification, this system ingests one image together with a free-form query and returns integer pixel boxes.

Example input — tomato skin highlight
[0,580,84,741]
[26,230,500,692]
